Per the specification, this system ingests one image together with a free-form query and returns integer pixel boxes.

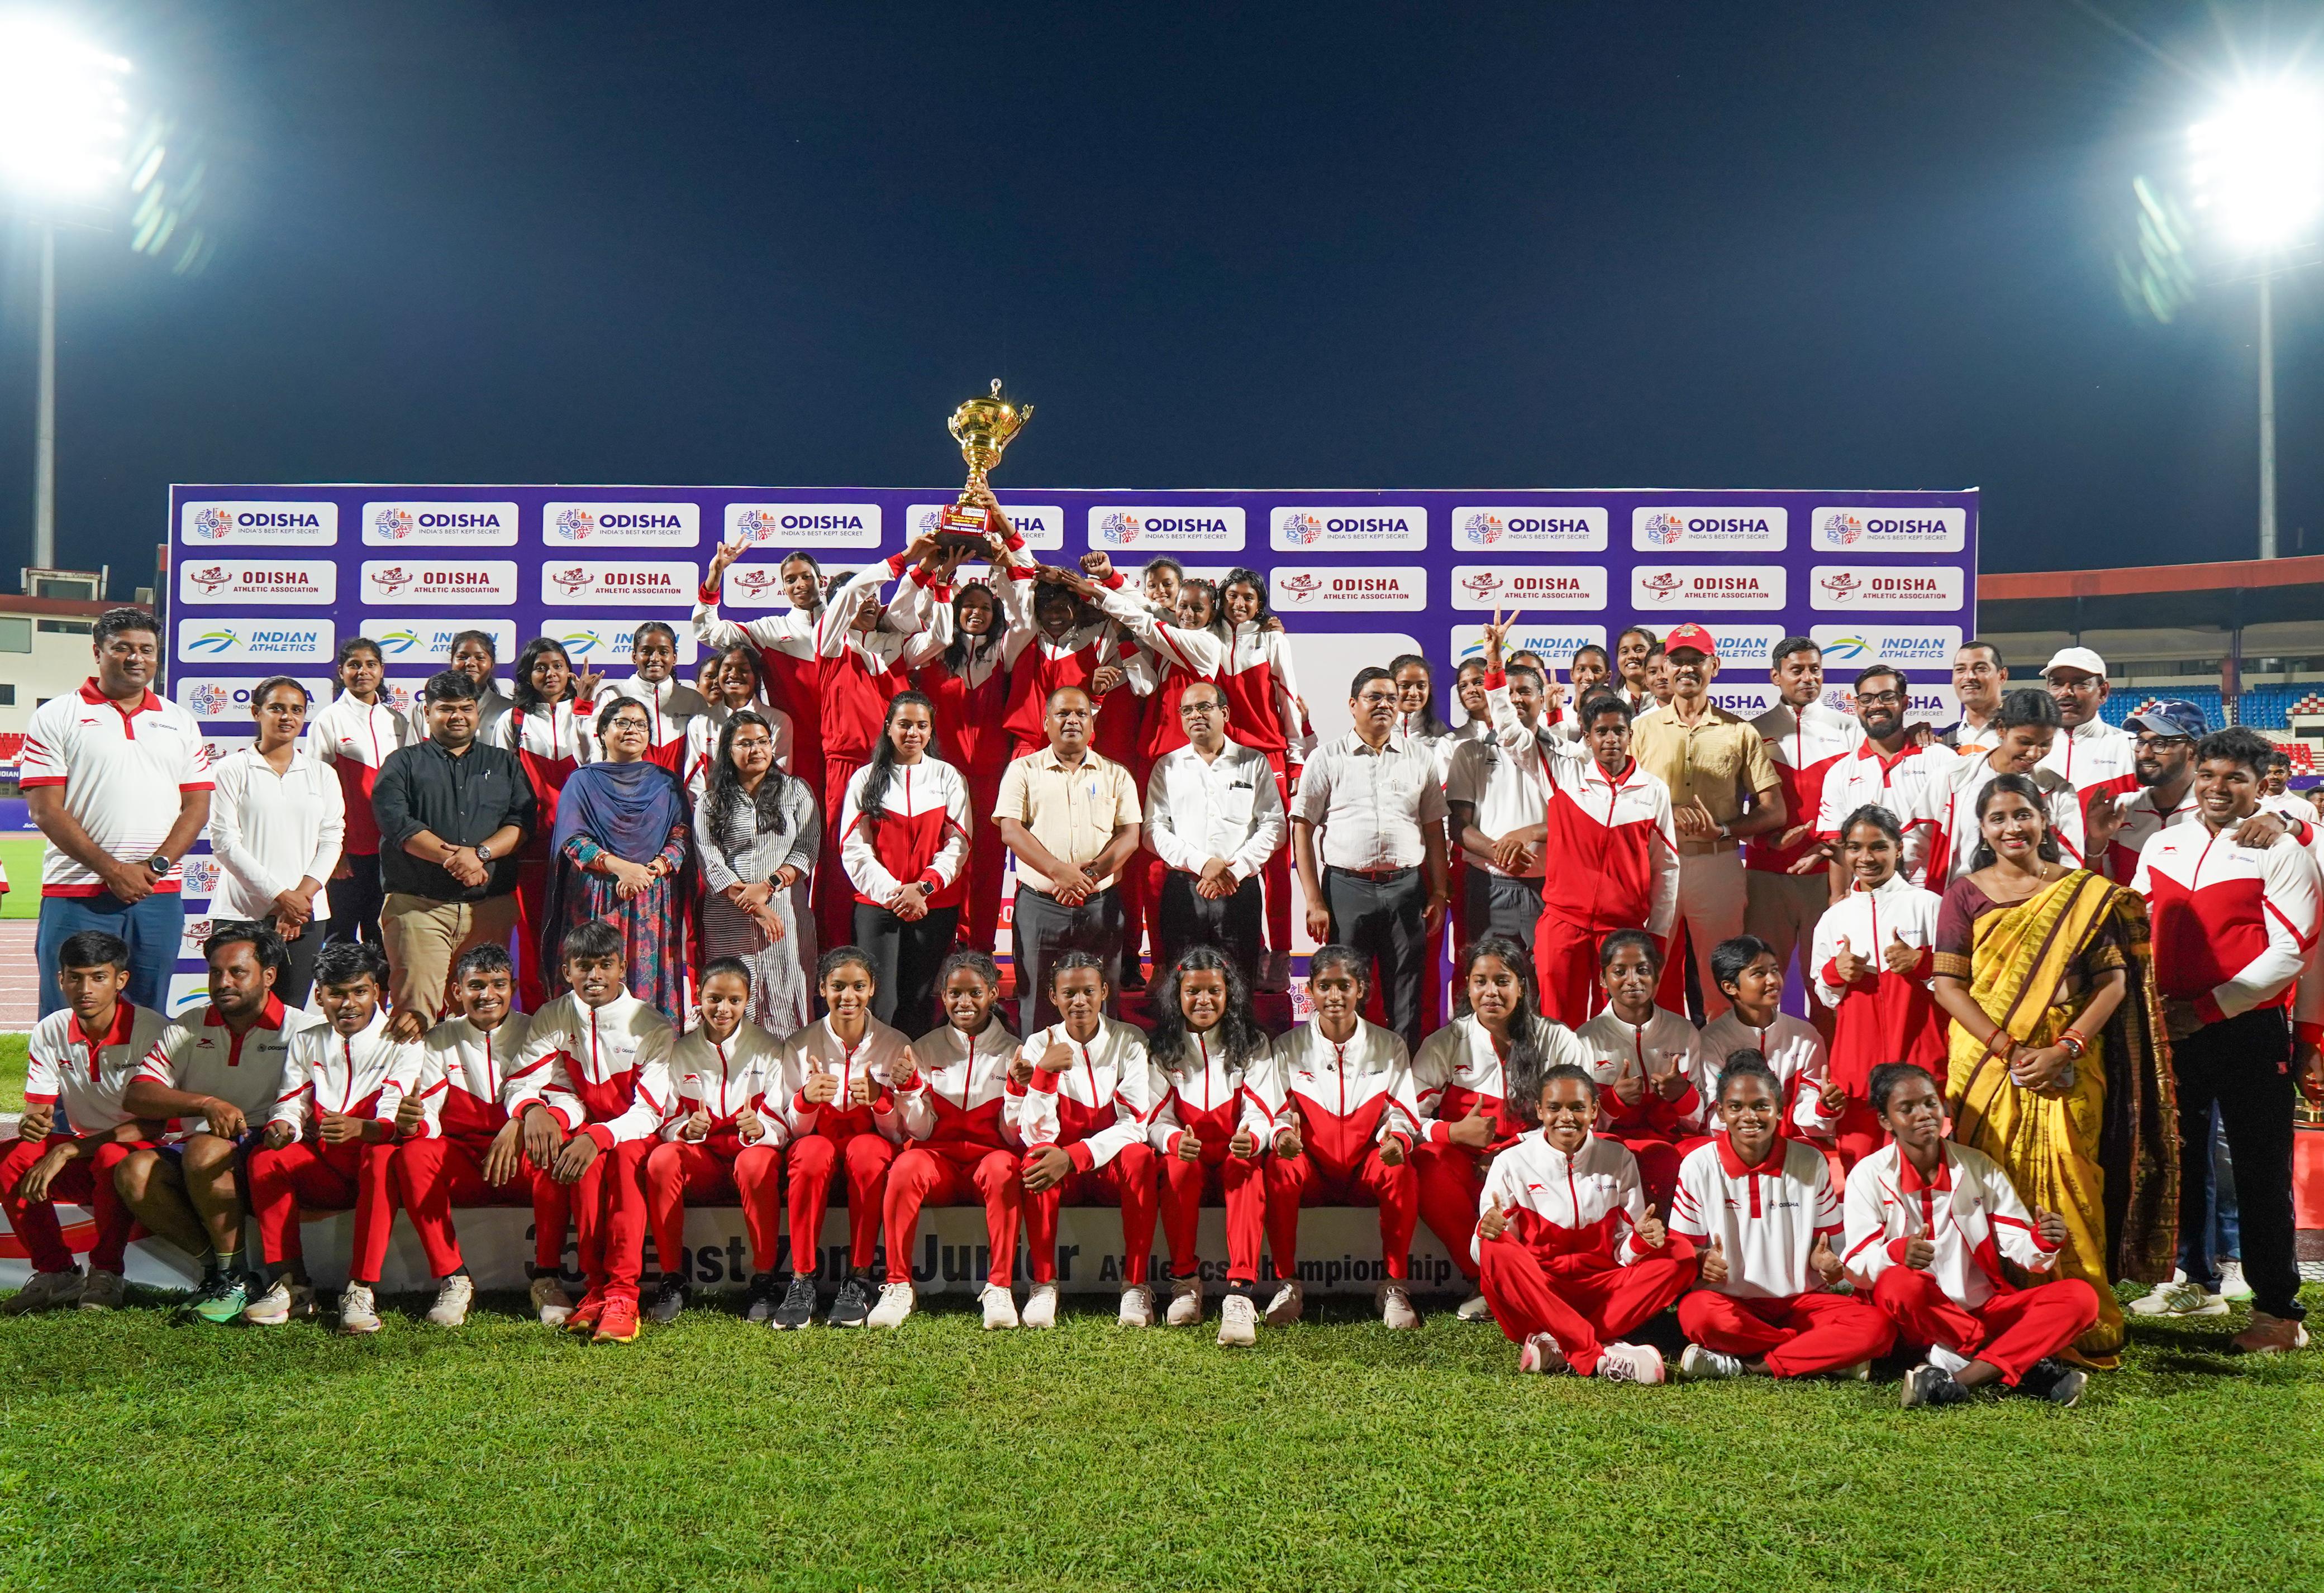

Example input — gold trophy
[936,378,1033,549]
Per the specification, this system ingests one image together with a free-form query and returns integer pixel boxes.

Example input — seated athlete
[1696,936,1841,1145]
[118,920,317,1324]
[1474,1063,1697,1382]
[1573,929,1705,1207]
[1147,946,1282,1347]
[1016,951,1160,1329]
[1844,1062,2098,1408]
[243,940,415,1333]
[1412,934,1590,1322]
[384,942,565,1328]
[881,950,1027,1330]
[642,957,789,1325]
[1669,1051,1896,1380]
[772,946,914,1330]
[508,920,678,1345]
[1256,944,1426,1330]
[3,932,171,1314]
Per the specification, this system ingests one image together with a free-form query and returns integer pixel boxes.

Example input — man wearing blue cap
[2085,700,2206,883]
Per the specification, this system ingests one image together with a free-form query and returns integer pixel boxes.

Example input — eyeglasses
[1856,690,1904,707]
[2135,732,2192,750]
[1179,699,1223,717]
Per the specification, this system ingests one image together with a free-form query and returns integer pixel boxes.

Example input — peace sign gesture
[705,535,749,585]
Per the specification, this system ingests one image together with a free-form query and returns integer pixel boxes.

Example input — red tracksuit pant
[1414,1143,1490,1283]
[1532,912,1615,1028]
[959,776,1008,956]
[1870,1268,2101,1386]
[883,1145,1021,1287]
[0,1138,139,1274]
[644,1138,784,1279]
[818,755,867,952]
[1159,1148,1270,1286]
[1263,1144,1418,1280]
[391,1134,569,1277]
[246,1137,400,1283]
[573,1138,653,1304]
[1676,1289,1898,1377]
[788,1129,897,1275]
[1477,1236,1697,1375]
[1023,1142,1158,1285]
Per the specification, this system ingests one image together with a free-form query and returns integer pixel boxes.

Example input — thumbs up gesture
[1832,934,1868,985]
[1228,1124,1256,1160]
[1634,1203,1668,1251]
[802,1057,840,1106]
[1882,931,1920,975]
[2033,1205,2068,1251]
[394,1092,425,1137]
[1040,1038,1075,1076]
[735,1106,765,1145]
[1817,1074,1847,1117]
[849,1068,877,1108]
[1447,1100,1496,1149]
[1478,1193,1508,1242]
[1609,1065,1644,1107]
[1698,1234,1729,1286]
[682,1104,713,1142]
[1175,1124,1204,1163]
[1810,1232,1845,1285]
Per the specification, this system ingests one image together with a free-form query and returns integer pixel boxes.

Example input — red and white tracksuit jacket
[1669,1136,1845,1300]
[249,1012,416,1274]
[993,570,1126,749]
[662,1019,790,1149]
[690,592,825,786]
[2097,783,2197,883]
[1096,579,1225,767]
[2037,717,2139,818]
[1256,1018,1422,1165]
[310,691,418,859]
[1808,874,1946,1115]
[1412,1013,1592,1155]
[1815,738,1953,888]
[1747,702,1862,878]
[1842,1141,2059,1308]
[504,697,597,841]
[603,675,708,775]
[892,1018,1026,1160]
[1016,1018,1156,1172]
[682,697,796,803]
[266,1011,415,1138]
[1912,751,2087,889]
[1148,1035,1277,1157]
[778,1015,915,1144]
[839,756,971,910]
[1471,1130,1665,1270]
[1218,621,1314,767]
[509,990,679,1150]
[383,1011,535,1144]
[1149,1034,1279,1282]
[1572,1006,1705,1180]
[2133,822,2324,1034]
[1694,1010,1835,1139]
[820,558,947,768]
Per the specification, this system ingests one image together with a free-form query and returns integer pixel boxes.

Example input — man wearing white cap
[2036,647,2138,816]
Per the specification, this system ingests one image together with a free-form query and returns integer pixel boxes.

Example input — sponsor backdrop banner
[163,484,1975,998]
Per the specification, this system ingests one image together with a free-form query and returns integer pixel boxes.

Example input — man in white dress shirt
[1145,679,1286,977]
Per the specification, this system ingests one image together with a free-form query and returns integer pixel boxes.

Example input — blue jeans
[36,890,186,1017]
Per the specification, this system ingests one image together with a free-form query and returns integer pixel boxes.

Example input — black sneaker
[771,1272,818,1330]
[1118,961,1147,992]
[1899,1363,1974,1409]
[827,1275,872,1328]
[644,1276,689,1325]
[2009,1358,2088,1408]
[742,1272,782,1325]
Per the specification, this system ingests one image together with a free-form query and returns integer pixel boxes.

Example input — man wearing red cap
[1629,625,1785,1021]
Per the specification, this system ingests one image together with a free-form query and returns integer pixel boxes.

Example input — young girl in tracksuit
[840,691,972,1039]
[503,637,599,1007]
[1411,934,1592,1320]
[1147,947,1282,1347]
[1475,1063,1699,1383]
[1216,570,1311,988]
[683,644,795,804]
[639,957,788,1326]
[1573,928,1706,1209]
[311,636,417,948]
[878,950,1026,1330]
[912,578,1019,956]
[603,621,708,776]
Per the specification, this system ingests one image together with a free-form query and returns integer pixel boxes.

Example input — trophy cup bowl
[937,379,1033,550]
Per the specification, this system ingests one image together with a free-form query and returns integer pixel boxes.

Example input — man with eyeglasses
[2036,646,2139,816]
[2083,700,2206,883]
[1941,640,2007,751]
[1144,679,1285,976]
[1807,664,1955,898]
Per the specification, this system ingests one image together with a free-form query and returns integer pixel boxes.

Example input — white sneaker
[1455,1292,1493,1322]
[2128,1278,2227,1318]
[1264,1280,1304,1326]
[1928,1343,1972,1377]
[1165,1274,1204,1327]
[980,1284,1019,1330]
[1678,1343,1745,1381]
[1378,1281,1422,1330]
[241,1277,317,1325]
[530,1275,574,1327]
[1839,1360,1873,1381]
[1119,1284,1155,1328]
[866,1281,916,1329]
[338,1282,382,1335]
[426,1274,474,1328]
[1517,1331,1568,1374]
[5,1268,82,1314]
[1596,1342,1665,1384]
[2218,1261,2255,1303]
[77,1270,126,1311]
[1217,1293,1258,1347]
[1021,1283,1059,1329]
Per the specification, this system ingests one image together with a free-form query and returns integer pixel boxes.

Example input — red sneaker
[592,1296,640,1344]
[563,1289,607,1335]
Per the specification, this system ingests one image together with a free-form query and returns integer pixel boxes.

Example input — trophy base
[935,500,991,555]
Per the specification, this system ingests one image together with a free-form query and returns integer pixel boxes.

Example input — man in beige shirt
[1627,623,1784,1020]
[995,684,1144,1031]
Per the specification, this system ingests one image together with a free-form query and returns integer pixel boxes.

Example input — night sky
[3,0,2322,596]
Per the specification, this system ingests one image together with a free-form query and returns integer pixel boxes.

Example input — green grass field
[0,834,41,919]
[0,1034,25,1113]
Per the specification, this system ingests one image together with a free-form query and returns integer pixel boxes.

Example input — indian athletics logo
[187,629,237,655]
[1820,634,1873,661]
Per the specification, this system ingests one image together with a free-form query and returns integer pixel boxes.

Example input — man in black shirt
[374,670,535,1040]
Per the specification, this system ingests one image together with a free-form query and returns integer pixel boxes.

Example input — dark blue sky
[4,0,2322,594]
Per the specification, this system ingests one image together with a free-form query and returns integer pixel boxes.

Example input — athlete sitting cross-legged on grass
[117,920,318,1323]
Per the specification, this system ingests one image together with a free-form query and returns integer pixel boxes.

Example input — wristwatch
[144,853,172,874]
[474,842,494,864]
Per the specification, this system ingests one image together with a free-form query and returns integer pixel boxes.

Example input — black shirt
[372,737,536,902]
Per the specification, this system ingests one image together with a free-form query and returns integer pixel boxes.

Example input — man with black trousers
[2131,726,2324,1354]
[1145,678,1285,976]
[1291,666,1450,1052]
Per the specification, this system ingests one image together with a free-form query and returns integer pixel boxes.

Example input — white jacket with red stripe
[778,1015,914,1144]
[1473,1130,1662,1268]
[840,755,971,909]
[383,1010,535,1143]
[509,990,678,1149]
[663,1019,789,1146]
[1573,1007,1704,1139]
[1815,738,1953,889]
[1910,749,2087,889]
[1257,1019,1422,1166]
[1147,1033,1276,1156]
[1842,1140,2059,1309]
[1694,1010,1835,1139]
[1748,701,1862,876]
[268,1010,417,1137]
[897,1017,1025,1156]
[2037,717,2137,799]
[1413,1012,1593,1154]
[603,675,708,764]
[1016,1018,1154,1172]
[2133,821,2324,1028]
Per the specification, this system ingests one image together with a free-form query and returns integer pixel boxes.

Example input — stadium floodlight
[0,13,133,571]
[2188,82,2324,560]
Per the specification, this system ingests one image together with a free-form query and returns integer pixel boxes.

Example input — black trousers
[1322,865,1428,1054]
[275,918,332,1010]
[1461,869,1543,953]
[1012,885,1122,1034]
[2174,1007,2304,1321]
[854,902,960,1041]
[324,854,386,948]
[1153,870,1265,983]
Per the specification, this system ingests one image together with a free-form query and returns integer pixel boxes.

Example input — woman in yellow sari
[1930,773,2177,1367]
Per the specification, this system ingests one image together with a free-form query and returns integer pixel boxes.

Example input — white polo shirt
[25,1000,172,1137]
[136,995,318,1130]
[206,747,347,922]
[1444,730,1547,879]
[20,681,213,895]
[1669,1136,1846,1300]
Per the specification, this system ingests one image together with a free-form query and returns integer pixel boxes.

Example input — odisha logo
[1820,634,1873,661]
[916,508,943,535]
[1098,512,1143,546]
[370,566,414,594]
[1822,512,1865,545]
[1639,571,1684,603]
[550,566,594,595]
[1278,573,1323,603]
[182,917,213,947]
[373,507,414,540]
[189,683,235,716]
[1820,571,1863,600]
[191,507,234,540]
[188,566,232,594]
[555,509,596,540]
[1463,513,1506,545]
[734,509,783,542]
[1642,513,1686,546]
[187,629,237,655]
[1281,513,1325,545]
[383,683,414,711]
[1459,571,1504,600]
[183,856,221,894]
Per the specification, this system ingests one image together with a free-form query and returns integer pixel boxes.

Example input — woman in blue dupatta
[545,696,693,1013]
